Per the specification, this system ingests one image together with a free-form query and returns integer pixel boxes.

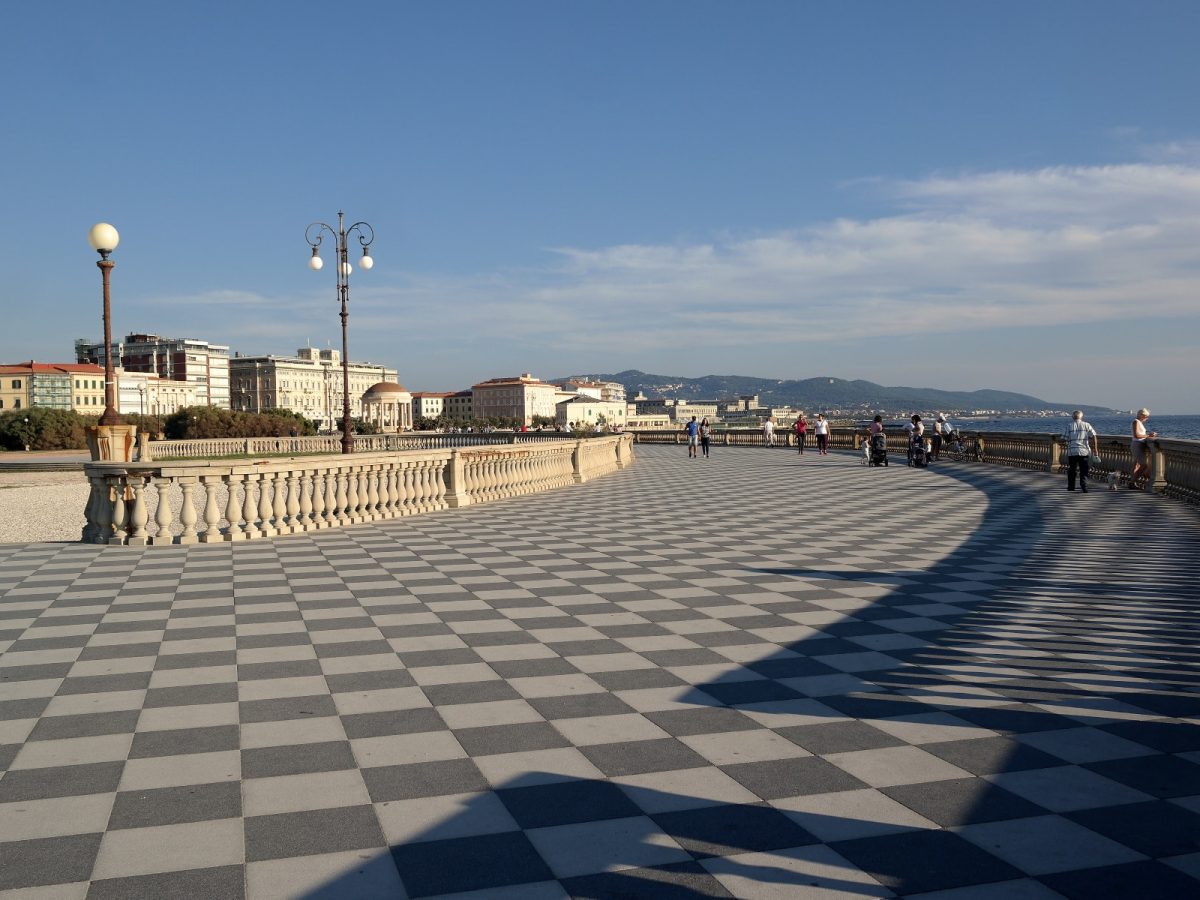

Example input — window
[13,399,20,408]
[11,380,20,389]
[76,396,81,405]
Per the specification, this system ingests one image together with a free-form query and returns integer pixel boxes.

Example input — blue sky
[2,1,1198,411]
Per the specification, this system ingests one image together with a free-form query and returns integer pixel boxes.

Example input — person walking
[762,417,775,447]
[1130,408,1157,489]
[1062,410,1099,493]
[683,416,700,459]
[932,415,949,461]
[794,413,808,455]
[699,417,712,458]
[814,413,830,455]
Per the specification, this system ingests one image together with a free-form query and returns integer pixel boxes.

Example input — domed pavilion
[361,381,413,432]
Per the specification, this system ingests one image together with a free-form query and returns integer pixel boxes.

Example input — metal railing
[627,427,1199,504]
[82,434,633,546]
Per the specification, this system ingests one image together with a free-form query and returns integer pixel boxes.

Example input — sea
[907,414,1200,441]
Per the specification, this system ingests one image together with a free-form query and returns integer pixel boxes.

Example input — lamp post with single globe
[87,223,123,426]
[137,384,145,417]
[305,212,375,454]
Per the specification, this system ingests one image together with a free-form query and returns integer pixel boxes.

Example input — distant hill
[553,370,1117,415]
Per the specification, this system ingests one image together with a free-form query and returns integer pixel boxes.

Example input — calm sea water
[938,414,1200,441]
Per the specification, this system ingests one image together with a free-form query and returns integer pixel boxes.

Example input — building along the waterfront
[76,333,231,409]
[472,374,558,426]
[229,347,398,432]
[0,362,106,413]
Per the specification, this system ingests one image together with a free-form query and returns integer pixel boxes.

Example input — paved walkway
[1,446,1198,899]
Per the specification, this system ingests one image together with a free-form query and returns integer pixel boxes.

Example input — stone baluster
[349,468,365,522]
[335,469,350,525]
[108,478,128,545]
[258,473,277,538]
[82,476,103,543]
[384,464,399,517]
[366,467,380,520]
[177,477,199,545]
[242,474,260,539]
[297,473,313,531]
[433,459,447,508]
[284,472,300,532]
[271,472,288,533]
[127,478,150,547]
[225,475,246,541]
[312,470,328,528]
[150,478,174,545]
[323,468,338,526]
[400,461,415,514]
[90,476,113,544]
[200,476,222,543]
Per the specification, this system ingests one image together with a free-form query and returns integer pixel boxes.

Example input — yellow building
[0,362,106,414]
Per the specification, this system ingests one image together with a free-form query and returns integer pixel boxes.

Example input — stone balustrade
[83,435,633,546]
[143,430,575,460]
[627,427,1200,504]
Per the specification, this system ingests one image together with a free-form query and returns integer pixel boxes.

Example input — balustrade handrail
[82,434,633,546]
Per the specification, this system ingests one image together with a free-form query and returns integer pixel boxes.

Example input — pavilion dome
[362,381,410,398]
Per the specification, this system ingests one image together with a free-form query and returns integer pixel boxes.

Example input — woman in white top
[814,414,830,455]
[1130,408,1157,489]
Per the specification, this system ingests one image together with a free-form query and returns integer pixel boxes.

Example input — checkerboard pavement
[2,445,1199,899]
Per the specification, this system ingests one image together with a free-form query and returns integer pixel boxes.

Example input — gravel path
[0,472,89,545]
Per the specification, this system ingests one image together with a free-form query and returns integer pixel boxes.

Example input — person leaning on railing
[1130,408,1157,490]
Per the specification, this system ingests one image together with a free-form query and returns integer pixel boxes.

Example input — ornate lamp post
[87,223,122,426]
[305,212,375,454]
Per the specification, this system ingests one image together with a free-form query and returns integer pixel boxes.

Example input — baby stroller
[869,432,888,467]
[909,433,928,468]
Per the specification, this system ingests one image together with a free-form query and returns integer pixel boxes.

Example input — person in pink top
[794,414,808,455]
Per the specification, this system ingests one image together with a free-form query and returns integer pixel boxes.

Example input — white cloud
[337,162,1200,354]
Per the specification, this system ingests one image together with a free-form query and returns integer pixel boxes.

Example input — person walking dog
[1062,410,1099,493]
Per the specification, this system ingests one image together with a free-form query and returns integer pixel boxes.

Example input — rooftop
[0,446,1197,896]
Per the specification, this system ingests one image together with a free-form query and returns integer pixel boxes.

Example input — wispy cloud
[327,162,1200,354]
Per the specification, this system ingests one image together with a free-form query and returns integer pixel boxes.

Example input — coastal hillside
[555,370,1118,415]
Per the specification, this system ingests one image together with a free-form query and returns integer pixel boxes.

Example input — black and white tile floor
[1,446,1198,898]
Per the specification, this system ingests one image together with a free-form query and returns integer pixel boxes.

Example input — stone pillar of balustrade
[446,450,471,508]
[1048,436,1061,473]
[1147,441,1167,494]
[572,440,585,484]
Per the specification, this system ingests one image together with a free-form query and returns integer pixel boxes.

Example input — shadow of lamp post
[305,211,375,455]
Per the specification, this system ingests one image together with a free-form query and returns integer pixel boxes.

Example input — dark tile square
[459,630,539,648]
[883,778,1045,826]
[695,680,802,707]
[0,832,103,891]
[831,829,1021,894]
[340,707,446,739]
[640,649,728,668]
[86,864,245,900]
[325,668,416,693]
[776,721,906,755]
[0,743,19,772]
[454,722,570,757]
[314,639,395,659]
[922,736,1064,776]
[724,756,867,800]
[0,663,73,682]
[143,683,238,708]
[1067,799,1200,858]
[1101,720,1200,754]
[953,704,1081,735]
[242,740,356,778]
[245,805,386,862]
[397,648,483,668]
[499,779,641,828]
[529,692,635,720]
[363,758,489,802]
[562,860,735,899]
[236,659,324,681]
[77,642,160,661]
[819,693,935,720]
[654,803,816,858]
[489,657,580,679]
[1039,860,1200,900]
[591,669,686,691]
[747,657,841,679]
[1086,754,1200,799]
[236,632,311,650]
[0,761,125,802]
[581,738,709,777]
[391,831,553,897]
[644,707,761,737]
[686,630,769,648]
[154,651,238,671]
[108,781,242,829]
[129,724,240,759]
[55,672,151,695]
[239,694,339,724]
[0,697,51,721]
[422,680,520,706]
[28,710,141,741]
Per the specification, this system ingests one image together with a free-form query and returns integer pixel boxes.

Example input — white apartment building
[229,347,398,431]
[76,334,231,409]
[564,378,626,402]
[472,374,558,426]
[555,396,628,429]
[116,370,197,417]
[411,392,454,422]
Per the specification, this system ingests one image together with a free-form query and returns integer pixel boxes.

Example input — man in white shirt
[1062,410,1099,493]
[762,418,775,447]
